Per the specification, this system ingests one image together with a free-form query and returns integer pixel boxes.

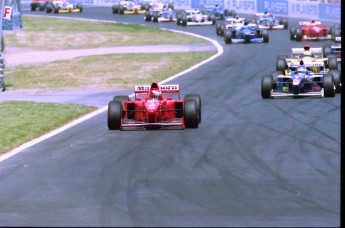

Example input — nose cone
[146,100,160,114]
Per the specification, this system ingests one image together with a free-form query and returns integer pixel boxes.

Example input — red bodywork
[298,20,331,41]
[121,82,185,128]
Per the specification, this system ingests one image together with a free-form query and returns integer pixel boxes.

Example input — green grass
[0,101,97,154]
[4,16,208,50]
[5,52,213,92]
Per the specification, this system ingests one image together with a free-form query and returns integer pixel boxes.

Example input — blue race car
[202,4,236,20]
[223,22,269,44]
[253,12,288,30]
[261,60,336,98]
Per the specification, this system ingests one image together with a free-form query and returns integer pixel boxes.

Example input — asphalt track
[0,5,341,227]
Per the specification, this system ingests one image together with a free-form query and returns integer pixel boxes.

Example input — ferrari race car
[176,9,215,26]
[275,45,341,92]
[107,82,201,130]
[46,0,82,13]
[112,0,147,14]
[261,61,336,98]
[289,20,332,41]
[252,12,288,30]
[144,7,176,22]
[30,0,51,11]
[223,22,269,44]
[216,16,247,36]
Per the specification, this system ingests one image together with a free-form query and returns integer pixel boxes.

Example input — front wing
[121,118,184,129]
[258,24,284,30]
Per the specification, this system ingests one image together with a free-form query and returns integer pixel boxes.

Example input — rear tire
[184,94,201,123]
[184,99,198,128]
[108,101,123,130]
[328,70,341,93]
[323,74,335,97]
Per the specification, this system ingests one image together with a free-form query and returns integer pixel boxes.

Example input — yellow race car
[46,0,82,13]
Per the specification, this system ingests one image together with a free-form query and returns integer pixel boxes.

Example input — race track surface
[0,5,341,227]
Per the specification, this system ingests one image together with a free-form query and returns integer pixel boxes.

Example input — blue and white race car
[262,61,336,98]
[253,12,288,30]
[223,22,269,44]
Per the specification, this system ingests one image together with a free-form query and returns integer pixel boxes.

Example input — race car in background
[252,12,288,30]
[176,9,215,26]
[202,4,236,20]
[323,28,341,62]
[144,8,176,22]
[46,0,82,13]
[107,82,201,130]
[112,0,146,14]
[275,45,340,92]
[216,16,247,36]
[261,60,336,98]
[30,0,51,11]
[223,22,269,44]
[289,20,332,41]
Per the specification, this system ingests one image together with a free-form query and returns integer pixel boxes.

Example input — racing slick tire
[183,99,198,128]
[276,57,287,72]
[108,101,123,130]
[185,94,201,123]
[77,4,83,12]
[219,24,226,36]
[328,70,341,93]
[176,13,182,25]
[181,15,187,26]
[323,74,335,97]
[261,75,273,99]
[112,5,119,14]
[224,30,232,44]
[332,29,340,41]
[290,27,296,40]
[144,11,151,21]
[46,4,53,13]
[262,30,269,43]
[322,44,332,57]
[327,56,338,70]
[281,18,288,29]
[119,6,125,14]
[295,29,302,41]
[113,95,129,115]
[153,12,159,22]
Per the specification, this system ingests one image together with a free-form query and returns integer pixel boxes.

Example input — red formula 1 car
[107,82,201,130]
[290,20,332,41]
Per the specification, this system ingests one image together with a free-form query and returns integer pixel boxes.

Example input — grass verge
[0,101,97,154]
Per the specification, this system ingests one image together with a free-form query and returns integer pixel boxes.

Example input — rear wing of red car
[299,21,321,26]
[134,84,180,99]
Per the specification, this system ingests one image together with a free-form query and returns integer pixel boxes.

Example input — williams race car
[252,12,288,30]
[216,16,247,36]
[223,22,269,44]
[46,0,82,13]
[275,45,341,92]
[144,7,176,22]
[176,9,215,26]
[107,82,201,130]
[262,61,336,98]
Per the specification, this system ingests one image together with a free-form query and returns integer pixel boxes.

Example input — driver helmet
[297,66,308,75]
[151,90,162,100]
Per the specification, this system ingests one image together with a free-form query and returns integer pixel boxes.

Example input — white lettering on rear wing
[291,48,322,54]
[134,84,180,93]
[288,62,324,67]
[299,21,321,26]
